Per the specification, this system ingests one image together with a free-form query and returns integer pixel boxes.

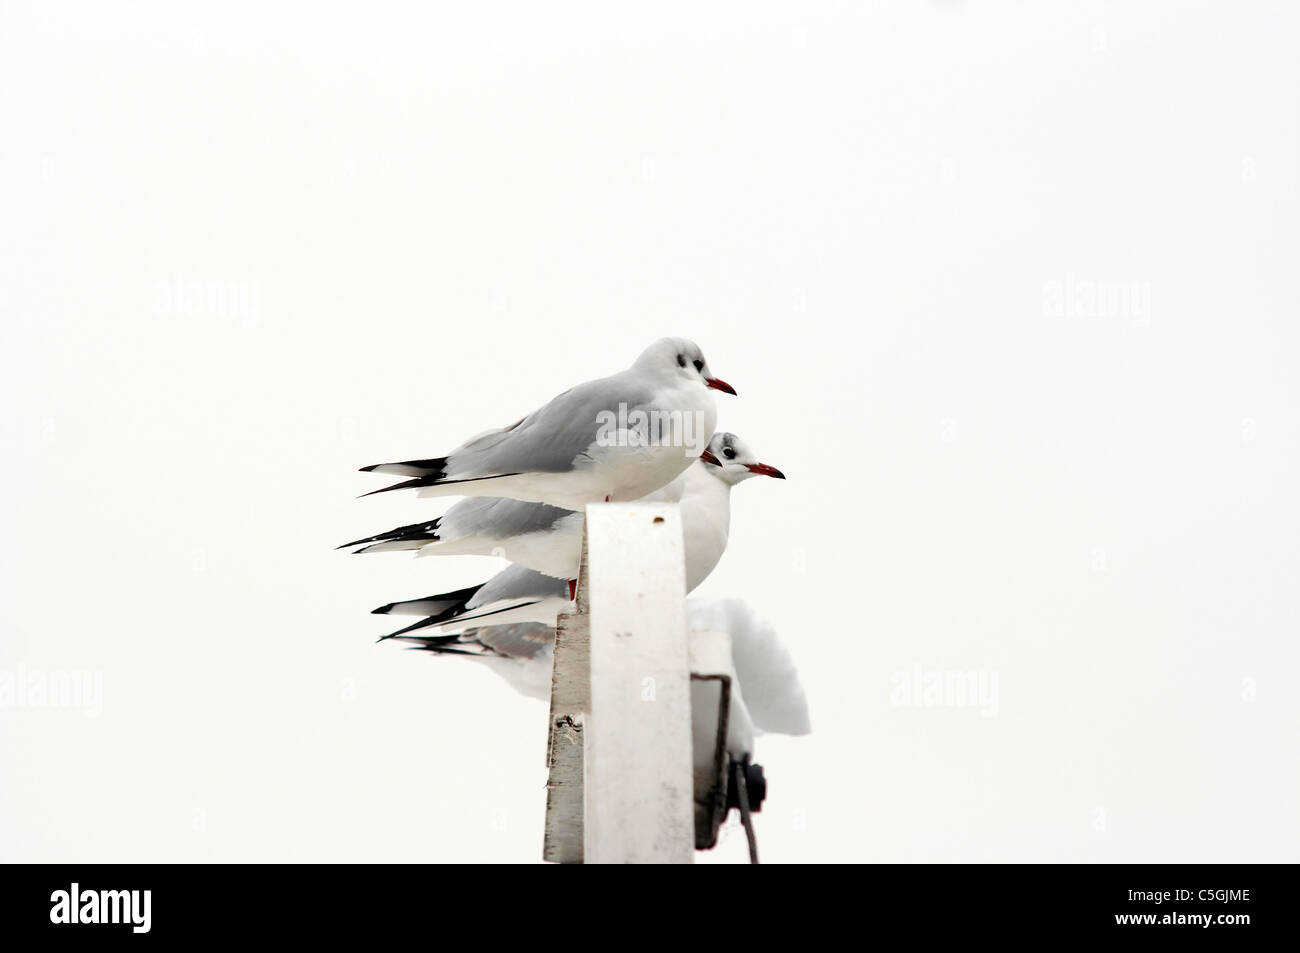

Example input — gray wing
[464,623,557,662]
[467,563,569,609]
[445,367,657,478]
[440,496,577,540]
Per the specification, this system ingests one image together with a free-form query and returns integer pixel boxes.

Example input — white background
[2,1,1296,863]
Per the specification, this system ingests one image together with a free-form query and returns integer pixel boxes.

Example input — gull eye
[677,354,686,368]
[693,359,704,372]
[723,447,736,460]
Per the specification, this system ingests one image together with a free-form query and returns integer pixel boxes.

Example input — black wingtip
[372,603,396,615]
[359,476,430,498]
[387,633,475,655]
[383,615,442,639]
[337,518,443,550]
[358,457,448,478]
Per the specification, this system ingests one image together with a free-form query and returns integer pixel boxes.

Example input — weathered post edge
[542,535,590,864]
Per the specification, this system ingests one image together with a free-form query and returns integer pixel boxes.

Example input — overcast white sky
[1,1,1297,863]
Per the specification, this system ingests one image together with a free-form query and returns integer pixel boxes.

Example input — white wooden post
[542,538,590,864]
[583,502,695,864]
[543,502,712,863]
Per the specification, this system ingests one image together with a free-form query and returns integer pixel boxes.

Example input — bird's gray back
[469,562,570,608]
[466,622,556,661]
[450,368,658,476]
[443,495,576,539]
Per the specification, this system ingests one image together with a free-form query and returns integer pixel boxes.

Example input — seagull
[358,338,735,510]
[394,598,813,750]
[342,432,784,581]
[366,434,785,638]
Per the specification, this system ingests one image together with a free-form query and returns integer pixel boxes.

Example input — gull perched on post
[358,338,735,510]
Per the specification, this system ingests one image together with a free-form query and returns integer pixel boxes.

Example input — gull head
[699,432,785,484]
[635,337,736,395]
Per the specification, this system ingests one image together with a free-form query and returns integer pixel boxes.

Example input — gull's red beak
[705,377,737,396]
[699,449,722,466]
[745,463,786,480]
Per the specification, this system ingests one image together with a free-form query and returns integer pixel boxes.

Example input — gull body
[359,338,734,510]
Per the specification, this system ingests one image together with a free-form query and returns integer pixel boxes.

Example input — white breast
[677,467,733,592]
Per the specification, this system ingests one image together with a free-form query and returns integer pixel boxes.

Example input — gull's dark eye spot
[693,359,704,372]
[723,447,736,460]
[677,354,686,368]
